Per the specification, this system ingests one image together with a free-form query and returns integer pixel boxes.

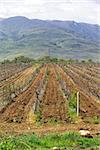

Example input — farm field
[0,58,100,149]
[0,62,31,82]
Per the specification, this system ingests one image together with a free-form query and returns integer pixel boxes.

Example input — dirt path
[40,64,68,123]
[0,123,99,137]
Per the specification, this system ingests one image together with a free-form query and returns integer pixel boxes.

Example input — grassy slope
[0,20,100,61]
[0,132,100,150]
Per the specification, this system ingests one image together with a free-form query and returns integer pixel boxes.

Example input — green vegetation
[46,68,50,76]
[12,56,34,64]
[56,74,61,81]
[92,117,100,124]
[0,17,100,61]
[0,132,100,150]
[83,116,100,124]
[0,56,34,65]
[0,55,96,66]
[35,112,42,122]
[68,91,78,123]
[35,68,40,74]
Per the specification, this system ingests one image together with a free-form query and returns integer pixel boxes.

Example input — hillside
[0,18,4,21]
[0,16,100,61]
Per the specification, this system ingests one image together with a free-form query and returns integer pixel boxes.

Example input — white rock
[11,93,16,99]
[28,127,30,130]
[53,147,60,150]
[79,130,90,136]
[52,147,60,150]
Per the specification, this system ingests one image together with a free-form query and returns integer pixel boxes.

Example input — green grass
[68,91,78,123]
[83,117,100,124]
[0,132,100,150]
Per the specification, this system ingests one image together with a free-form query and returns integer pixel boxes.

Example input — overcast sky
[0,0,100,24]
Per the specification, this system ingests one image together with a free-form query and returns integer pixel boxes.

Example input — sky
[0,0,100,25]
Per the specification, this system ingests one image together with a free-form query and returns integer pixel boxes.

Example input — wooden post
[77,91,80,116]
[3,87,5,101]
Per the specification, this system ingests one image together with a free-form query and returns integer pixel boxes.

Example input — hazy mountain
[0,16,100,61]
[0,18,4,21]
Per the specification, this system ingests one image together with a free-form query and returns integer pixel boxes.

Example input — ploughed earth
[0,63,100,137]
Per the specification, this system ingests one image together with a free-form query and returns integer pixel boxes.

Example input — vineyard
[0,59,100,134]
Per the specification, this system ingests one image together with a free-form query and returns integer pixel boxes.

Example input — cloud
[0,0,100,24]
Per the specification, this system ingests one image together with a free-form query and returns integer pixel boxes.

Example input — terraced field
[0,64,41,111]
[55,64,100,117]
[40,64,68,123]
[0,63,31,82]
[0,62,100,126]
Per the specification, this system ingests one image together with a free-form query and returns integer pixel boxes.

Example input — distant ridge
[0,16,100,61]
[0,18,5,21]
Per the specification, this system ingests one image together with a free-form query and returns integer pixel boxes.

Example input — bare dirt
[0,63,100,137]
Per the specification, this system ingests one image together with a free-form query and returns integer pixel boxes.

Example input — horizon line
[0,15,100,26]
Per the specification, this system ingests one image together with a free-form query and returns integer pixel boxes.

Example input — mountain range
[0,16,100,61]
